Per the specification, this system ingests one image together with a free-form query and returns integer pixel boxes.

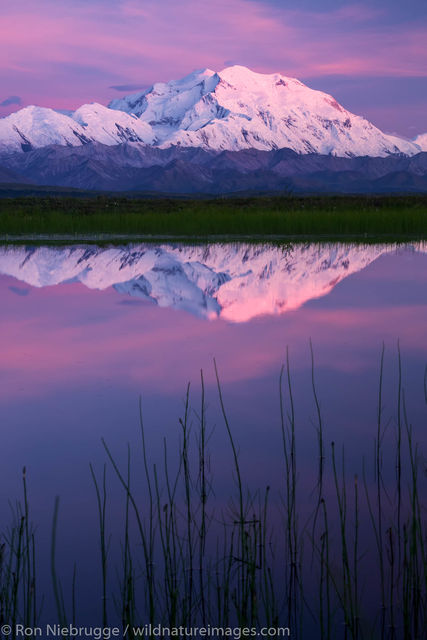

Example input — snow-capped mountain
[0,66,422,157]
[110,66,420,157]
[72,103,155,146]
[0,104,155,153]
[0,242,425,322]
[0,107,92,153]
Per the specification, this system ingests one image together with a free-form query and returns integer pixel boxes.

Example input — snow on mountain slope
[109,65,420,157]
[1,66,422,157]
[72,103,155,145]
[414,133,427,151]
[0,104,155,153]
[0,106,94,152]
[1,243,425,322]
[109,69,219,123]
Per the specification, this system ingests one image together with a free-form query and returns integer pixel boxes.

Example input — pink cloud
[0,0,426,115]
[331,4,384,22]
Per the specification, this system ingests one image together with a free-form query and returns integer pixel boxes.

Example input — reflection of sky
[0,1,426,136]
[0,249,426,399]
[0,244,426,622]
[1,244,426,503]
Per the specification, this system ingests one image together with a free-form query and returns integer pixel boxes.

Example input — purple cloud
[0,0,425,134]
[110,84,151,92]
[0,95,22,107]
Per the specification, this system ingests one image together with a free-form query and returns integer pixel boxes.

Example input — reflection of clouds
[116,299,150,306]
[8,285,29,296]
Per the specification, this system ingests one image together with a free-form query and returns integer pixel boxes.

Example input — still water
[0,241,426,634]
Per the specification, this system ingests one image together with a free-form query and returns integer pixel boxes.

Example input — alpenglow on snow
[0,66,423,157]
[2,243,427,322]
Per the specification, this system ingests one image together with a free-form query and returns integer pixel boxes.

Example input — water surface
[0,240,426,629]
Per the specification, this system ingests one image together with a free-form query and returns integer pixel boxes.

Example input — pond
[0,241,426,637]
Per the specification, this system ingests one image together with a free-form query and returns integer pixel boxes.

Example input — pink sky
[0,0,426,136]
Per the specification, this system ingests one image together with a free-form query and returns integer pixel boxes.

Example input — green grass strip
[0,194,427,237]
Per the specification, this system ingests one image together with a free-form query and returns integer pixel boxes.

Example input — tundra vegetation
[0,195,427,238]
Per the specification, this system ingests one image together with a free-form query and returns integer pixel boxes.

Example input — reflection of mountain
[0,243,425,322]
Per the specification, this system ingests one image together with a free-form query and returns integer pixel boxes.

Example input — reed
[0,347,426,639]
[0,468,39,638]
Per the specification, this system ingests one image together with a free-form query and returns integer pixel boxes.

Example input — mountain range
[0,242,426,321]
[0,66,426,194]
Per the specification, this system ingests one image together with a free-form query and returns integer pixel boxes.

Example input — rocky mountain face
[0,165,28,184]
[0,242,425,322]
[1,143,427,193]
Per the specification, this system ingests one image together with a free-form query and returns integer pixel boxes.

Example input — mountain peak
[219,65,287,83]
[0,66,422,158]
[125,65,418,157]
[218,65,307,90]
